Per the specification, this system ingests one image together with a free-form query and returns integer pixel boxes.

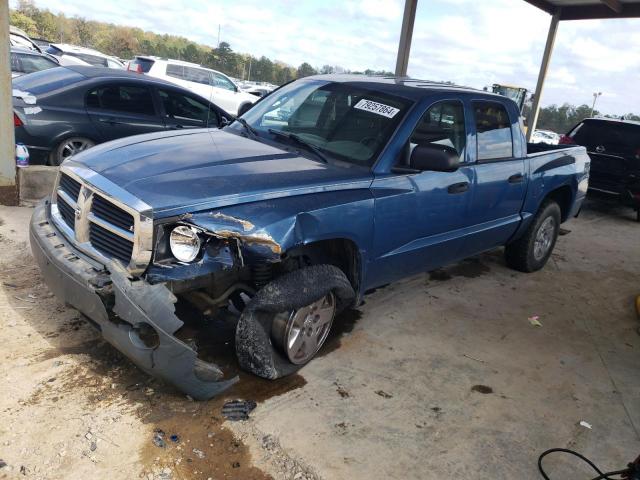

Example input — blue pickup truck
[30,75,590,399]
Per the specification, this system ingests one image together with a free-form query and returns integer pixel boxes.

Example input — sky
[15,0,640,115]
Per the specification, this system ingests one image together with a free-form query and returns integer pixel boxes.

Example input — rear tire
[505,201,561,273]
[48,137,95,166]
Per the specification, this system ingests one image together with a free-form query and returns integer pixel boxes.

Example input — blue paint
[71,77,590,299]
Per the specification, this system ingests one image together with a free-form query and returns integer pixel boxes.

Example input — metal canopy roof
[524,0,640,20]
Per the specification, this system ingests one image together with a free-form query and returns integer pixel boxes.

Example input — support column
[527,9,561,142]
[0,0,17,205]
[395,0,418,77]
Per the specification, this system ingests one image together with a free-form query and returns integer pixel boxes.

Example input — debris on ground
[333,381,350,398]
[169,434,179,443]
[192,448,205,459]
[152,429,166,448]
[471,385,493,394]
[0,459,7,469]
[528,315,543,327]
[579,420,593,429]
[222,400,257,421]
[375,390,393,399]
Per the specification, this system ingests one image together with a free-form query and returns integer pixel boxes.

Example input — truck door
[458,100,526,257]
[367,100,474,289]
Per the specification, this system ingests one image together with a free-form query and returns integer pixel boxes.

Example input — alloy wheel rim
[534,216,555,261]
[60,139,92,161]
[274,292,336,365]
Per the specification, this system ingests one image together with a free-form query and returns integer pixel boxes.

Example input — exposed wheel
[505,201,561,272]
[235,264,355,379]
[272,292,336,365]
[49,137,95,166]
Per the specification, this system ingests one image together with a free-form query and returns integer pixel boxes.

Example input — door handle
[508,173,524,184]
[447,182,469,194]
[98,118,123,125]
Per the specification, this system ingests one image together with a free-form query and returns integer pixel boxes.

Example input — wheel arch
[543,184,574,222]
[284,237,363,298]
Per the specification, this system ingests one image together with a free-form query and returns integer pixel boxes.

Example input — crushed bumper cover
[29,201,238,400]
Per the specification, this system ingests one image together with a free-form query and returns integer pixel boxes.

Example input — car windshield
[237,80,412,167]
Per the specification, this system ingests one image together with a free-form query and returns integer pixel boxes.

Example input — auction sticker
[354,99,400,118]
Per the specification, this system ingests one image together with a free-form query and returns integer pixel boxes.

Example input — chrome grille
[89,222,134,264]
[92,194,134,231]
[50,165,154,273]
[59,173,81,201]
[56,195,75,229]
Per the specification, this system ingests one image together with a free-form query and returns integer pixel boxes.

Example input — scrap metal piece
[108,268,238,400]
[222,399,257,421]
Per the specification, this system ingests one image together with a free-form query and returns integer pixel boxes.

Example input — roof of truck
[305,74,494,101]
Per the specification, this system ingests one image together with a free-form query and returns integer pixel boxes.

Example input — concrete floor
[0,196,639,479]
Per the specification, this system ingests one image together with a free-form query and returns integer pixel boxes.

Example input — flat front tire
[235,264,355,379]
[505,201,561,273]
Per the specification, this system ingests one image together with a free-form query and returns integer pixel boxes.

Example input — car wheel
[235,264,355,379]
[271,291,336,365]
[505,201,561,272]
[49,137,95,166]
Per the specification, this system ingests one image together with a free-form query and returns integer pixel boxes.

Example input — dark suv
[561,118,640,221]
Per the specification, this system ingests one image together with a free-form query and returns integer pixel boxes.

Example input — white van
[129,56,257,116]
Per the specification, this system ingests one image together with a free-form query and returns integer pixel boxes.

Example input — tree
[296,62,316,78]
[74,16,94,47]
[9,11,37,35]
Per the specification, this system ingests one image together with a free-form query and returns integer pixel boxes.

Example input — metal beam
[0,0,17,205]
[527,9,561,142]
[600,0,623,13]
[395,0,418,77]
[522,0,557,15]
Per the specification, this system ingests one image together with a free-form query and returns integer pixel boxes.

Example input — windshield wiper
[268,129,329,164]
[234,117,259,139]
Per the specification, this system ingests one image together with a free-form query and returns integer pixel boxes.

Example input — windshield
[237,80,412,167]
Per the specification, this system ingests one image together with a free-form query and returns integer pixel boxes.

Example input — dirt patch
[429,257,491,282]
[471,385,494,395]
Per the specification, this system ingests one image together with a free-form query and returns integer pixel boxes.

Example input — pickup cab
[30,75,590,399]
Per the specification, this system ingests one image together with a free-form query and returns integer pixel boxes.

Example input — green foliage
[11,1,349,85]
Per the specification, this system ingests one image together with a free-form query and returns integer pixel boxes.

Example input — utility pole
[247,57,252,81]
[217,25,221,47]
[0,0,18,205]
[590,92,602,117]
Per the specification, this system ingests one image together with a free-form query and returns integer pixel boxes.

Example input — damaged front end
[30,201,243,400]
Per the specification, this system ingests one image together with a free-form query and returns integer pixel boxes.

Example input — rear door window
[166,64,185,80]
[213,73,236,91]
[158,89,217,126]
[86,84,156,116]
[473,102,513,161]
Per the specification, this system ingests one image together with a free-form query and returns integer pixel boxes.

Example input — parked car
[128,56,257,116]
[13,65,232,165]
[10,25,41,52]
[560,118,640,221]
[10,46,59,78]
[29,75,589,399]
[45,44,125,69]
[531,129,559,145]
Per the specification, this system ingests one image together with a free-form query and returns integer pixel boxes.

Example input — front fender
[186,189,375,265]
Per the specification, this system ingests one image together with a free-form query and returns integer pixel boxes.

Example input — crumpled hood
[70,129,372,216]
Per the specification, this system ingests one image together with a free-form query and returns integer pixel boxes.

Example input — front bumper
[29,200,238,400]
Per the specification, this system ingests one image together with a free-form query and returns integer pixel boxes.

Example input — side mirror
[410,144,460,172]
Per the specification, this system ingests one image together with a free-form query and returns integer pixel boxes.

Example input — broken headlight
[170,225,202,262]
